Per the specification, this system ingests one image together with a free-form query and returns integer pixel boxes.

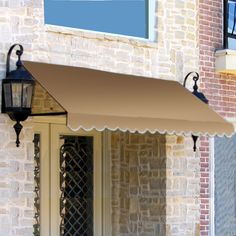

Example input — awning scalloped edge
[67,124,234,138]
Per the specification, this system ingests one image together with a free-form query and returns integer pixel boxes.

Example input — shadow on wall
[110,131,166,236]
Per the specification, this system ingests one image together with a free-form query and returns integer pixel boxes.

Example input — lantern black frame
[1,44,35,147]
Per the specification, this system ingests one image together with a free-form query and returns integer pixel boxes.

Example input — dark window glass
[60,135,93,236]
[225,0,236,49]
[44,0,149,38]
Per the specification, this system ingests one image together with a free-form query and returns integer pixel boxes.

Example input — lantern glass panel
[12,83,22,107]
[22,83,33,108]
[3,83,12,108]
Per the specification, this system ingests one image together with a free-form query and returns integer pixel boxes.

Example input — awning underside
[24,61,234,137]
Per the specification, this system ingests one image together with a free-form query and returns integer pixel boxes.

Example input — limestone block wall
[110,132,199,236]
[0,0,199,81]
[0,116,34,236]
[0,0,200,235]
[32,84,64,114]
[165,135,200,236]
[111,132,167,236]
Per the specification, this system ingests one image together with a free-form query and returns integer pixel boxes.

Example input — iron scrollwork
[60,136,93,236]
[33,134,40,236]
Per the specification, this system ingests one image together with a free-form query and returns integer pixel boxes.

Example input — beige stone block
[0,208,7,214]
[173,150,185,157]
[9,197,26,208]
[127,151,138,166]
[129,171,139,186]
[187,33,195,40]
[24,183,34,192]
[15,227,33,236]
[111,133,120,149]
[186,18,195,26]
[129,197,139,213]
[166,135,176,144]
[177,136,184,144]
[9,161,20,172]
[0,182,7,188]
[175,16,185,24]
[20,218,34,227]
[166,156,173,169]
[186,2,195,9]
[0,131,8,148]
[129,133,145,144]
[173,144,185,151]
[121,171,129,184]
[0,161,8,168]
[11,171,25,181]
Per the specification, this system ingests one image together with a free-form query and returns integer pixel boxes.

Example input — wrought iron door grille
[33,134,40,236]
[60,136,93,236]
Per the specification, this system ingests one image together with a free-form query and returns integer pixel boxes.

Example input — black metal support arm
[6,44,24,76]
[183,72,208,152]
[30,112,67,117]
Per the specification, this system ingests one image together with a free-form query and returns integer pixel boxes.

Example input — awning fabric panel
[23,61,234,136]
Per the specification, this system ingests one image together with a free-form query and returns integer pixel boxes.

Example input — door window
[59,135,93,236]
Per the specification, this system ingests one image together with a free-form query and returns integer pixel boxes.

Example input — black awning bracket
[183,72,209,152]
[30,112,67,117]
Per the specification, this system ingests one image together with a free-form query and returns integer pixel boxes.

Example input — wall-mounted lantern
[183,72,208,152]
[1,44,35,147]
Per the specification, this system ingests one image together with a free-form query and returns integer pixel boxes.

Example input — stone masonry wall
[32,83,64,114]
[111,132,167,236]
[0,0,200,235]
[0,0,199,81]
[199,0,236,235]
[165,135,200,236]
[111,132,200,236]
[0,116,35,236]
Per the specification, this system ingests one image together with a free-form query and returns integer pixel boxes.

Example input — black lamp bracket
[183,71,199,92]
[183,72,201,152]
[6,44,24,76]
[14,121,23,147]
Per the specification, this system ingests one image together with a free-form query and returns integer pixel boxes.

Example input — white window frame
[44,0,156,41]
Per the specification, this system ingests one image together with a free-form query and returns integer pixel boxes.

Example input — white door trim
[34,122,105,236]
[50,124,102,236]
[102,130,112,236]
[34,123,50,236]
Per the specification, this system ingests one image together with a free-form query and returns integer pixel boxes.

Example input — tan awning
[23,61,234,136]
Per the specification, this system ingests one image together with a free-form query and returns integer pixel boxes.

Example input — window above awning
[23,61,234,137]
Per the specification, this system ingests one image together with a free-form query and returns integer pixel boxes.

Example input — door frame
[34,123,50,236]
[33,116,111,236]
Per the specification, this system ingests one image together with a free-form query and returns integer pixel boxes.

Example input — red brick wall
[199,0,236,235]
